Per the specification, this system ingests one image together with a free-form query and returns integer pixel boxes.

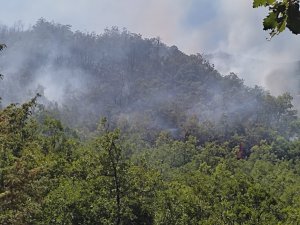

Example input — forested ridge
[1,20,300,224]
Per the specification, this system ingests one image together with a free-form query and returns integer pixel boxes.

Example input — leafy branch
[253,0,300,37]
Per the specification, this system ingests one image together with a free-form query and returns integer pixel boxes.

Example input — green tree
[0,96,47,224]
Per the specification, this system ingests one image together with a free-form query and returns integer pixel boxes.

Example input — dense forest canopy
[1,19,300,224]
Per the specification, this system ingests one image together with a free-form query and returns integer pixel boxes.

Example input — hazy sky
[0,0,299,88]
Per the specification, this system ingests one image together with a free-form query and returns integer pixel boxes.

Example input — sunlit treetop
[253,0,300,37]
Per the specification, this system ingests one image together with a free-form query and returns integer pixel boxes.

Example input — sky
[0,0,299,91]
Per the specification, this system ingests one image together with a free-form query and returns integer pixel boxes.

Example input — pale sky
[0,0,299,88]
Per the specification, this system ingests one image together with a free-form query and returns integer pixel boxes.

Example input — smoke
[0,18,297,145]
[203,0,300,103]
[33,65,88,103]
[0,0,299,101]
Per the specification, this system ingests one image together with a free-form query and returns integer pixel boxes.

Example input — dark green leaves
[263,12,279,30]
[263,10,287,37]
[287,2,300,34]
[253,0,276,8]
[253,0,300,37]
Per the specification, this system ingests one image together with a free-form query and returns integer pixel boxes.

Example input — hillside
[2,20,300,224]
[0,19,298,145]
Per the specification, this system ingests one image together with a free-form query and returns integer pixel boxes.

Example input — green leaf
[263,12,278,30]
[253,0,268,8]
[278,21,287,32]
[286,2,300,34]
[267,0,276,5]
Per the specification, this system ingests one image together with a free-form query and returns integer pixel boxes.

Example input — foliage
[253,0,300,37]
[0,94,300,224]
[1,21,300,224]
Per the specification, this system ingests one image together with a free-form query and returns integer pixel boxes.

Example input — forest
[1,19,300,224]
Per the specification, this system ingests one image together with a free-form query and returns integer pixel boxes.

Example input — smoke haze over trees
[0,19,299,137]
[1,19,300,224]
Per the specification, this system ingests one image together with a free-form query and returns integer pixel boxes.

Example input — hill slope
[0,19,298,143]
